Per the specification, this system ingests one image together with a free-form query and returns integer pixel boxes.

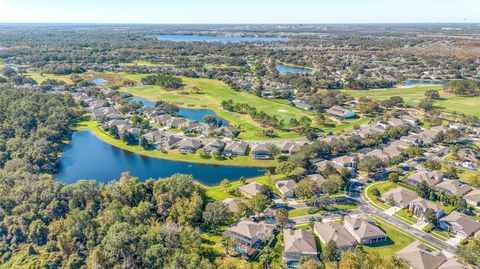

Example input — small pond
[93,78,108,85]
[276,64,316,74]
[402,80,448,86]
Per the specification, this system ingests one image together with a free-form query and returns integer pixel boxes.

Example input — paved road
[357,182,457,255]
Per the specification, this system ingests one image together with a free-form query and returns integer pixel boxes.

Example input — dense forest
[444,79,480,96]
[141,74,183,89]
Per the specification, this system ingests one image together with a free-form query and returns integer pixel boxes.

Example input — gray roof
[464,189,480,203]
[396,241,447,269]
[283,229,317,255]
[313,222,357,249]
[434,180,473,197]
[344,215,387,240]
[437,258,467,269]
[226,219,274,240]
[381,187,419,208]
[238,182,263,197]
[440,211,480,237]
[408,170,444,186]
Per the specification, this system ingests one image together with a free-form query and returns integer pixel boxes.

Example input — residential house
[439,211,480,238]
[176,139,202,153]
[275,179,297,199]
[155,114,173,126]
[215,125,240,138]
[203,140,225,154]
[326,106,356,119]
[166,118,187,129]
[178,121,201,133]
[332,155,357,170]
[238,182,264,198]
[313,222,357,252]
[433,180,473,197]
[141,131,163,144]
[388,118,408,128]
[463,189,480,208]
[402,115,420,125]
[279,142,301,155]
[367,149,390,162]
[224,141,249,157]
[449,123,467,131]
[343,214,387,244]
[396,241,447,269]
[381,187,419,208]
[157,135,183,150]
[251,144,273,159]
[223,219,275,256]
[405,170,444,187]
[401,134,423,147]
[383,145,404,159]
[308,174,327,193]
[223,198,246,213]
[438,259,468,269]
[409,198,445,220]
[283,229,318,265]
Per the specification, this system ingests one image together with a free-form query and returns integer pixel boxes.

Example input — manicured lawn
[80,120,278,168]
[28,72,73,84]
[204,174,284,201]
[364,218,415,256]
[343,86,480,116]
[288,207,312,217]
[365,181,399,210]
[118,73,312,140]
[394,208,418,224]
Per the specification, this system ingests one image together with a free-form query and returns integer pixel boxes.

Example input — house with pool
[223,218,275,257]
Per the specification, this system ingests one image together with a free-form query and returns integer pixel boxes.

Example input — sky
[0,0,479,24]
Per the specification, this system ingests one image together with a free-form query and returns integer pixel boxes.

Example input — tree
[275,208,289,227]
[457,236,480,267]
[371,187,381,197]
[358,156,385,174]
[220,179,231,190]
[203,201,232,226]
[259,185,275,200]
[295,179,317,200]
[425,90,440,99]
[388,173,399,182]
[404,146,423,159]
[418,98,435,111]
[275,161,296,175]
[424,209,438,227]
[322,180,339,195]
[323,240,340,262]
[424,159,442,170]
[444,165,459,179]
[248,194,270,216]
[298,257,323,269]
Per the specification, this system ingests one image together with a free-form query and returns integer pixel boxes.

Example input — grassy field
[27,72,74,84]
[77,120,277,168]
[343,85,480,116]
[365,181,398,210]
[365,217,415,256]
[118,73,313,140]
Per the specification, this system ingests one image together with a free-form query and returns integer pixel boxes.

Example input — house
[141,131,163,144]
[166,118,187,129]
[402,115,420,125]
[366,149,390,162]
[283,229,318,265]
[203,140,225,154]
[438,259,468,269]
[223,219,275,256]
[126,127,142,138]
[449,123,467,131]
[383,145,404,159]
[275,179,297,198]
[238,182,263,198]
[439,211,480,238]
[405,170,444,187]
[381,187,419,208]
[409,198,445,220]
[308,174,327,193]
[215,125,240,138]
[176,139,202,153]
[343,214,387,245]
[292,99,313,111]
[224,141,249,157]
[332,155,357,170]
[313,222,357,252]
[157,135,183,150]
[178,121,201,132]
[396,241,447,269]
[155,114,173,125]
[223,198,246,213]
[401,134,423,147]
[279,142,301,155]
[431,125,449,134]
[463,189,480,208]
[433,180,473,197]
[326,106,356,119]
[388,118,408,128]
[251,144,273,159]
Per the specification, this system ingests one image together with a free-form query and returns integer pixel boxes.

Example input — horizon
[1,0,479,24]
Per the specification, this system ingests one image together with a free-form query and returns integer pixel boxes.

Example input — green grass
[204,174,283,201]
[394,209,418,224]
[364,218,415,256]
[28,72,73,84]
[288,207,312,217]
[365,181,399,210]
[343,86,480,116]
[79,120,278,168]
[118,73,312,140]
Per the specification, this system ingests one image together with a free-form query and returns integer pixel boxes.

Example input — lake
[276,64,316,74]
[130,97,228,124]
[154,34,288,43]
[402,80,448,86]
[93,78,108,85]
[56,131,265,185]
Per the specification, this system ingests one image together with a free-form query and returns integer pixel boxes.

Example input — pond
[154,34,288,43]
[402,80,448,86]
[93,78,108,85]
[129,97,228,124]
[276,64,316,74]
[56,131,266,185]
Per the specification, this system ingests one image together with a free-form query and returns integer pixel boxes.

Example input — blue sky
[0,0,479,24]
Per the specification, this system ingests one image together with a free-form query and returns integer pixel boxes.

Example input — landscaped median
[74,120,278,168]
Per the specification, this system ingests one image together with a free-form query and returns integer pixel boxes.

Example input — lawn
[394,208,417,224]
[365,181,399,210]
[118,73,313,140]
[80,120,278,168]
[28,72,74,84]
[364,218,415,256]
[204,174,284,201]
[343,86,480,116]
[288,207,312,217]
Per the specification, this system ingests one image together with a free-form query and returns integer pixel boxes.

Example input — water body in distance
[154,34,288,43]
[56,131,265,185]
[276,64,316,74]
[93,78,108,85]
[402,80,448,86]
